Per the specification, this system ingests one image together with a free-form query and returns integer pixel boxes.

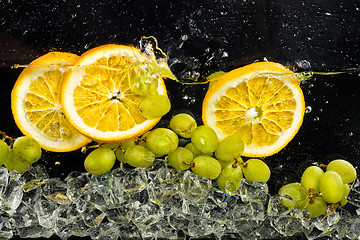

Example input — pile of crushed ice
[1,159,360,240]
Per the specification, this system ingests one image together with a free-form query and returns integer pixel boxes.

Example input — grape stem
[319,163,328,169]
[0,130,15,147]
[183,162,195,168]
[322,203,340,220]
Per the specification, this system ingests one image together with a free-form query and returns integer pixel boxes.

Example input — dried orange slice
[202,61,305,157]
[61,44,169,142]
[11,52,92,152]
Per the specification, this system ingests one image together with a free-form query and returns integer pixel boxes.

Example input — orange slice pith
[61,44,168,142]
[202,61,305,157]
[11,52,92,152]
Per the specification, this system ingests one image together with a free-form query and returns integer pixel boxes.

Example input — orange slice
[61,44,169,142]
[202,61,305,157]
[11,52,92,152]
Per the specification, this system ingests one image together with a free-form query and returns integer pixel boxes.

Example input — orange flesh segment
[24,70,77,141]
[73,56,147,132]
[214,75,296,147]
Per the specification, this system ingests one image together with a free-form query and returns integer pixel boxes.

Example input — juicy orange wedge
[202,61,305,157]
[11,52,92,152]
[61,44,169,142]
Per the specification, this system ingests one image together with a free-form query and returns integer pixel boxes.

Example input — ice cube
[34,199,58,229]
[180,171,212,203]
[42,178,71,205]
[238,178,269,202]
[270,215,302,237]
[0,166,9,194]
[65,171,91,203]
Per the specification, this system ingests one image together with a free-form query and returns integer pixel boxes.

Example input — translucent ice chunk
[0,166,9,194]
[180,171,212,203]
[17,223,54,239]
[65,171,90,203]
[267,195,292,216]
[1,175,23,215]
[270,215,302,236]
[187,216,215,238]
[122,168,147,195]
[238,178,269,202]
[34,199,58,229]
[42,178,71,205]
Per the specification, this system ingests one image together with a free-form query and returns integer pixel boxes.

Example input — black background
[1,0,360,239]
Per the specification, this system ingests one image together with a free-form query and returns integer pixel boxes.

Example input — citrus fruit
[61,44,169,142]
[202,61,305,157]
[11,52,92,152]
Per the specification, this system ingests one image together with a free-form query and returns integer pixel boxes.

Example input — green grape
[185,143,204,158]
[99,142,120,149]
[84,147,116,175]
[4,149,30,174]
[124,145,155,168]
[216,163,243,195]
[138,131,151,146]
[167,147,194,170]
[278,182,308,209]
[339,184,351,207]
[326,159,357,184]
[300,166,324,193]
[191,155,221,180]
[131,70,158,96]
[169,113,197,138]
[146,128,178,157]
[215,135,244,162]
[241,158,270,182]
[0,140,10,165]
[12,136,42,164]
[319,171,344,203]
[115,149,126,163]
[218,159,235,169]
[191,125,218,154]
[206,71,226,89]
[139,94,171,119]
[305,196,328,218]
[120,139,137,151]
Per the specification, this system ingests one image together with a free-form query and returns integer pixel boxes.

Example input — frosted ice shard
[238,178,269,202]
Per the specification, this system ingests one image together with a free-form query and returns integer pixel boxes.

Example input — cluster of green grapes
[0,133,42,174]
[278,159,357,218]
[84,113,271,195]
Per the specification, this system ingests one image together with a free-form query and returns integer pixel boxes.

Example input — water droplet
[305,106,312,113]
[349,132,354,136]
[181,34,188,41]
